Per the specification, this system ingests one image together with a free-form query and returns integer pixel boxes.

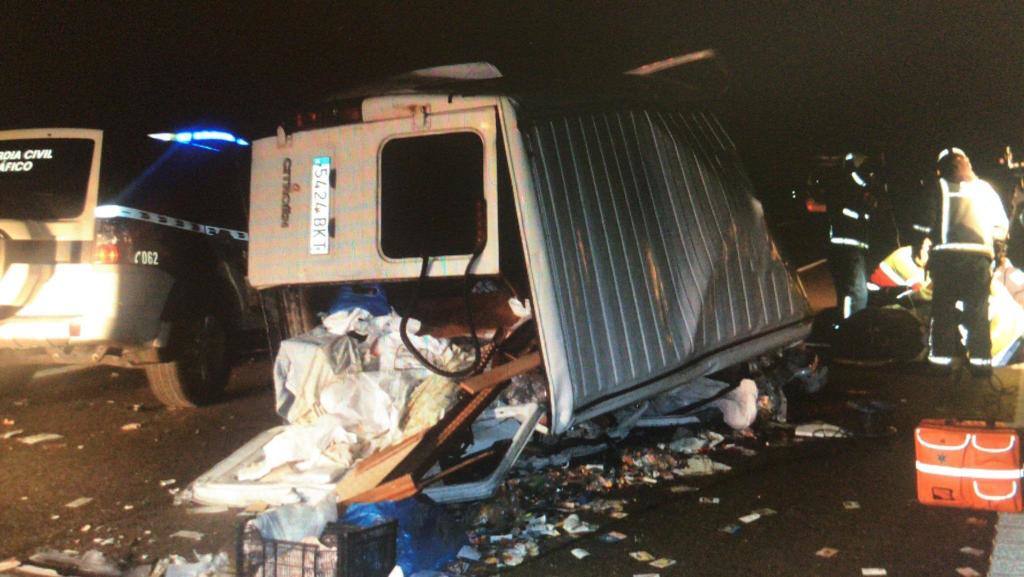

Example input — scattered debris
[843,501,861,510]
[561,514,597,534]
[28,549,121,573]
[1,429,23,440]
[674,455,731,476]
[738,512,761,524]
[670,484,699,493]
[965,517,988,527]
[80,525,91,532]
[630,551,655,562]
[816,547,839,558]
[956,567,981,577]
[632,574,660,577]
[123,505,134,511]
[169,531,203,542]
[649,558,676,569]
[719,523,742,535]
[13,564,60,577]
[64,497,93,509]
[698,497,720,505]
[121,423,142,432]
[598,531,627,543]
[17,433,64,445]
[2,417,14,426]
[158,479,176,487]
[570,548,590,560]
[861,569,887,576]
[0,559,21,573]
[162,553,228,577]
[795,422,851,438]
[49,515,59,520]
[456,546,481,562]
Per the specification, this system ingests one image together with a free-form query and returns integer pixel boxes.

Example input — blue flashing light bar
[147,130,249,146]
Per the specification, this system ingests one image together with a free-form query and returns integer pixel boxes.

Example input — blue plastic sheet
[330,284,390,316]
[343,497,463,575]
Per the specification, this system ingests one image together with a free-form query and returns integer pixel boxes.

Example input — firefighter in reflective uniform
[827,153,875,318]
[925,148,1009,374]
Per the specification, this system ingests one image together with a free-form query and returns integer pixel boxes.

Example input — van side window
[380,132,484,259]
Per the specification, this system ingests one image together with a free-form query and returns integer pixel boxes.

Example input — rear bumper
[0,264,174,364]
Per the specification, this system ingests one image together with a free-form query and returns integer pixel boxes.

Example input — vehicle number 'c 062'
[134,251,159,265]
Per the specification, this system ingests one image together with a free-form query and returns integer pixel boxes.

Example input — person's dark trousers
[928,251,992,366]
[828,244,868,318]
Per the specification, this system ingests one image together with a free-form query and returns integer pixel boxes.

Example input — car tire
[145,313,229,408]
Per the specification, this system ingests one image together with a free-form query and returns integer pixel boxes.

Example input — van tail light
[95,243,120,265]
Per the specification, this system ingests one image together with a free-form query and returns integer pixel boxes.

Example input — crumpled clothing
[237,415,358,481]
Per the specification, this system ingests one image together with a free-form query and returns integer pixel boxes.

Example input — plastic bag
[343,498,463,575]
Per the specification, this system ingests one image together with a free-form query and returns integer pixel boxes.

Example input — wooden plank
[419,448,498,488]
[345,474,418,504]
[336,352,543,501]
[459,351,542,394]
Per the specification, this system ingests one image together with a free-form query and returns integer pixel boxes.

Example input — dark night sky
[2,1,1023,191]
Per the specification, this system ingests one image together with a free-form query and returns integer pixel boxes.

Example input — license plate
[309,156,331,255]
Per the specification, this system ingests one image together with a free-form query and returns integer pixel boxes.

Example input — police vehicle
[0,127,263,407]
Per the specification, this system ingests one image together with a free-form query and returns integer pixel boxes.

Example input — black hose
[399,252,483,379]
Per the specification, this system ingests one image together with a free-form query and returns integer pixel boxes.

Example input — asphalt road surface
[1,355,1021,576]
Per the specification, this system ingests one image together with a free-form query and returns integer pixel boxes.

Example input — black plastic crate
[238,520,397,577]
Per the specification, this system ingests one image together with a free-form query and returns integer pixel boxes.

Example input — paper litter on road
[670,484,699,493]
[738,512,761,524]
[674,455,731,476]
[1,429,23,440]
[2,417,14,426]
[965,516,988,527]
[570,548,590,560]
[608,511,629,519]
[561,514,597,534]
[632,574,660,577]
[169,530,203,541]
[629,551,655,562]
[120,423,142,431]
[64,497,93,509]
[457,546,481,561]
[754,508,777,516]
[698,496,720,505]
[719,523,742,535]
[0,559,21,573]
[17,433,63,445]
[843,500,861,510]
[79,525,91,532]
[861,569,887,576]
[959,546,984,557]
[13,565,61,577]
[158,479,176,487]
[955,567,981,577]
[649,558,676,569]
[598,531,627,543]
[816,547,839,558]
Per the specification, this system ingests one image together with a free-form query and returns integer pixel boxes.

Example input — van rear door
[0,128,102,241]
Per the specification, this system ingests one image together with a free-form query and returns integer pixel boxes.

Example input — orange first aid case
[915,419,1023,512]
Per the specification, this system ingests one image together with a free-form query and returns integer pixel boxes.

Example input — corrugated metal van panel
[521,108,807,411]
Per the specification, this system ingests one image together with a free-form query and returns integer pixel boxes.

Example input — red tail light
[95,243,120,265]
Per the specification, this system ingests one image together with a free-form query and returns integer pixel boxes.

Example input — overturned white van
[245,63,812,499]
